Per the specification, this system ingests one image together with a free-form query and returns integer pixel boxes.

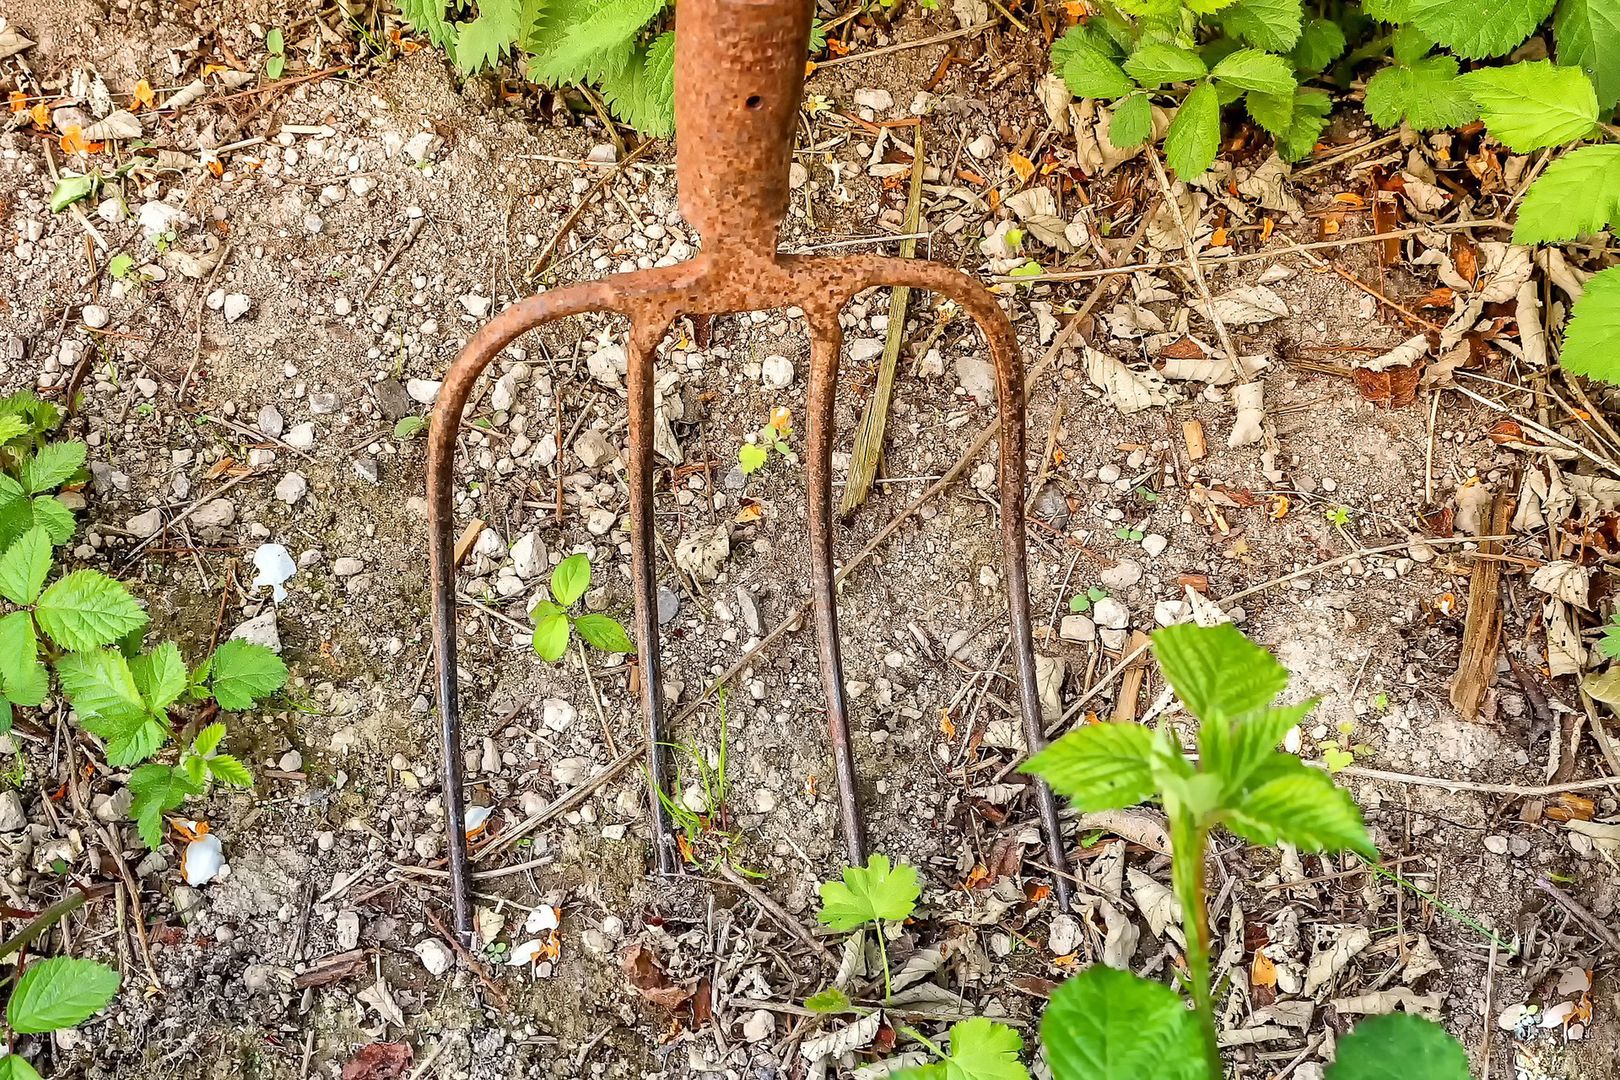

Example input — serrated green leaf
[1246,89,1294,137]
[1211,48,1295,95]
[598,31,675,137]
[28,496,76,545]
[1276,88,1333,161]
[21,441,86,495]
[35,570,146,651]
[1222,754,1376,858]
[209,639,288,710]
[0,612,45,707]
[1556,0,1620,110]
[1203,699,1317,797]
[50,174,98,214]
[737,443,769,474]
[1152,624,1288,723]
[0,416,28,444]
[1056,37,1134,98]
[1460,61,1599,151]
[453,0,524,74]
[129,763,203,848]
[1125,42,1208,86]
[0,527,52,605]
[574,613,634,653]
[550,553,591,607]
[1218,0,1304,52]
[6,957,120,1033]
[0,1048,44,1080]
[1560,266,1620,385]
[1052,24,1125,70]
[183,752,207,787]
[899,1018,1028,1080]
[1327,1013,1471,1080]
[817,854,919,931]
[400,0,457,47]
[206,753,254,787]
[1165,81,1222,177]
[1363,0,1416,19]
[1108,93,1156,148]
[193,721,226,756]
[1390,25,1437,66]
[1041,966,1211,1080]
[1514,145,1620,243]
[805,987,853,1014]
[532,612,570,662]
[55,648,145,723]
[1116,0,1183,18]
[1363,57,1478,131]
[1022,722,1157,811]
[130,641,187,713]
[1292,18,1346,71]
[524,0,665,86]
[1411,0,1557,58]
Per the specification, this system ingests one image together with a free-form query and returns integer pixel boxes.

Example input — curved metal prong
[804,315,868,866]
[625,320,681,877]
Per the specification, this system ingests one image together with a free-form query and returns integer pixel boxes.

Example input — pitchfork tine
[626,319,681,876]
[805,315,868,865]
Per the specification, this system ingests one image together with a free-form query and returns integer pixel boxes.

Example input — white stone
[760,354,795,389]
[222,293,252,323]
[459,293,492,318]
[126,508,164,537]
[542,699,577,732]
[406,379,442,405]
[229,609,281,652]
[510,533,546,579]
[81,305,110,329]
[1059,614,1095,642]
[274,473,308,505]
[1142,533,1169,558]
[741,1010,775,1043]
[414,938,455,977]
[0,790,25,831]
[1093,597,1129,630]
[852,88,894,111]
[586,508,616,535]
[285,422,316,449]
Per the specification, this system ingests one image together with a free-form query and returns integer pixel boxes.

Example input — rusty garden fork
[426,0,1072,942]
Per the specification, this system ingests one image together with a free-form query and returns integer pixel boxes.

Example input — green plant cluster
[401,0,676,135]
[805,624,1473,1079]
[529,552,634,661]
[0,392,286,849]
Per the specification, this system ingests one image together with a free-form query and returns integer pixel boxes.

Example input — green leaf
[206,753,253,787]
[1204,700,1317,795]
[208,639,288,710]
[0,612,46,707]
[1561,266,1620,385]
[1459,62,1599,151]
[574,613,634,653]
[1556,0,1620,110]
[737,443,769,474]
[1410,0,1557,58]
[1151,624,1287,723]
[50,174,98,214]
[21,441,86,494]
[88,712,169,766]
[1274,88,1332,162]
[1055,36,1134,98]
[1246,90,1293,137]
[1513,145,1620,243]
[550,553,591,607]
[1364,0,1416,19]
[1211,48,1295,95]
[0,1050,44,1080]
[817,854,920,931]
[394,415,427,439]
[1218,0,1304,52]
[901,1018,1028,1080]
[55,648,145,723]
[1223,754,1377,859]
[805,987,853,1014]
[266,55,285,79]
[1108,93,1156,148]
[1390,25,1436,65]
[1165,81,1222,178]
[598,31,675,137]
[453,0,524,74]
[1041,966,1211,1080]
[0,527,53,605]
[400,0,457,47]
[1327,1013,1471,1080]
[531,612,571,662]
[27,496,75,546]
[524,0,665,86]
[129,763,203,849]
[0,416,29,444]
[130,641,187,712]
[35,570,147,651]
[1022,722,1156,811]
[193,722,226,756]
[1124,42,1208,86]
[6,957,120,1033]
[1362,56,1478,131]
[1292,18,1346,71]
[266,27,284,52]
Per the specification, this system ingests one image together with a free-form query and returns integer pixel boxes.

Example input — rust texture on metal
[427,0,1072,942]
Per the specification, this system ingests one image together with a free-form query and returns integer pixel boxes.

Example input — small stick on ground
[424,907,511,1010]
[1450,496,1508,721]
[713,861,837,964]
[1535,876,1620,953]
[359,216,426,305]
[180,242,234,402]
[97,825,163,993]
[1143,147,1243,384]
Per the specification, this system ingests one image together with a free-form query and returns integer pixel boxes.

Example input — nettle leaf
[1327,1013,1471,1080]
[1556,0,1620,110]
[1124,42,1208,86]
[895,1017,1029,1080]
[1211,48,1295,96]
[1390,24,1437,65]
[453,0,523,74]
[1055,36,1134,98]
[129,763,203,849]
[1362,57,1478,131]
[6,957,120,1034]
[28,496,76,545]
[1165,80,1222,177]
[0,526,53,605]
[1460,61,1599,151]
[0,1048,44,1080]
[598,31,674,137]
[1152,624,1287,722]
[550,553,591,607]
[1514,145,1620,242]
[1041,966,1211,1080]
[1204,700,1317,794]
[0,612,47,708]
[1560,267,1620,385]
[55,648,145,723]
[35,570,147,652]
[1409,0,1557,58]
[525,0,666,86]
[130,641,187,713]
[400,0,457,47]
[818,854,920,931]
[1023,722,1156,810]
[1246,90,1294,137]
[21,441,86,494]
[1108,94,1156,148]
[574,613,634,653]
[532,612,571,662]
[209,639,288,710]
[1292,18,1346,71]
[1223,754,1376,859]
[1276,89,1333,162]
[1218,0,1304,52]
[193,721,226,756]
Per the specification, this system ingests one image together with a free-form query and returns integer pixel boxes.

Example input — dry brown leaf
[342,1043,413,1080]
[620,944,692,1010]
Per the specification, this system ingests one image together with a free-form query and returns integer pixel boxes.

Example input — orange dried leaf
[939,709,957,739]
[132,79,156,111]
[30,102,49,128]
[1252,951,1278,988]
[1332,193,1365,206]
[1268,495,1289,520]
[1260,217,1275,241]
[59,126,103,156]
[1009,153,1036,183]
[8,91,26,113]
[1211,227,1228,247]
[202,63,230,78]
[827,39,850,56]
[768,405,792,435]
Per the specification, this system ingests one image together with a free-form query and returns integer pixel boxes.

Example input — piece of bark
[1450,495,1510,720]
[1113,631,1154,723]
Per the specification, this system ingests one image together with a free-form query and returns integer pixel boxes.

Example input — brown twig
[424,907,511,1009]
[712,862,837,964]
[97,825,163,992]
[1535,876,1620,953]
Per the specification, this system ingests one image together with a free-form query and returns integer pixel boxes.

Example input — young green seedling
[816,853,919,1001]
[529,553,634,662]
[738,407,794,477]
[265,27,286,80]
[1068,586,1107,615]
